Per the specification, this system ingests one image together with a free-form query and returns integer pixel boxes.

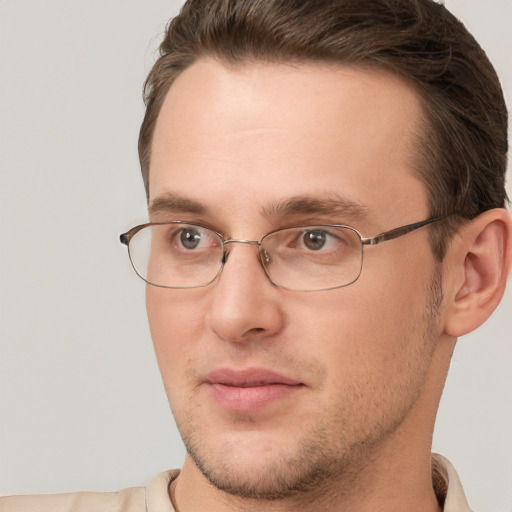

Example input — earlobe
[444,209,512,338]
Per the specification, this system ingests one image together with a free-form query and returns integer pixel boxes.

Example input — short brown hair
[139,0,508,259]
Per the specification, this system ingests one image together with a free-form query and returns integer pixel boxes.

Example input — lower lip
[208,383,303,413]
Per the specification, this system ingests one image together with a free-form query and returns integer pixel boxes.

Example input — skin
[144,59,503,512]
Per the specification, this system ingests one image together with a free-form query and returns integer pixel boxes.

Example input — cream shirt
[0,454,472,511]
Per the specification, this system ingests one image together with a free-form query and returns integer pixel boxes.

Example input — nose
[205,242,285,344]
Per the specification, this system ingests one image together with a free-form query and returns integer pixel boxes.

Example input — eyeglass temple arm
[361,215,449,246]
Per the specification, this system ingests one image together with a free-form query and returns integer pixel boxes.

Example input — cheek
[146,287,207,384]
[301,262,434,388]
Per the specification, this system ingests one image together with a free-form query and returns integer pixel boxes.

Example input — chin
[188,444,331,500]
[178,418,373,501]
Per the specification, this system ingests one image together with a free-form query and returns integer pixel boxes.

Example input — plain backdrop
[0,1,510,510]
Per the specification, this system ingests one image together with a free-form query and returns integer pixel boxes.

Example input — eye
[291,227,355,254]
[302,230,328,251]
[261,225,359,268]
[179,227,202,249]
[165,224,220,253]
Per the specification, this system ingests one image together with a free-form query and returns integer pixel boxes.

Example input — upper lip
[205,368,302,387]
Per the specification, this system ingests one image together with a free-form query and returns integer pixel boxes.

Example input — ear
[443,208,512,337]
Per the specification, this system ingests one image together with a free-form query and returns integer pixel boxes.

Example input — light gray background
[0,1,510,510]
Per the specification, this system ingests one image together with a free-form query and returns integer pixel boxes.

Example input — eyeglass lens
[127,223,364,291]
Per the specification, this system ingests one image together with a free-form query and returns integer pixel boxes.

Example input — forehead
[149,59,428,229]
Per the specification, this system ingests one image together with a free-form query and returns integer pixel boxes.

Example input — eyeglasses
[120,216,448,292]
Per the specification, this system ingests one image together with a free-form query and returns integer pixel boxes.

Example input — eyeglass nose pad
[221,251,228,264]
[261,248,272,264]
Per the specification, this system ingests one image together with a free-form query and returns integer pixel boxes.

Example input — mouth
[205,368,305,413]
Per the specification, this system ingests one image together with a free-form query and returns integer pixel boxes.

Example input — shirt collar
[432,453,473,512]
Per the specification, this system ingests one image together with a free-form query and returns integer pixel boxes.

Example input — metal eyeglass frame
[120,214,451,291]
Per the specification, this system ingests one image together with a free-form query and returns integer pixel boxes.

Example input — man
[1,0,510,511]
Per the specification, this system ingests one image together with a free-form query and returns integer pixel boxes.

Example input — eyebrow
[149,193,208,216]
[149,192,371,223]
[262,194,372,222]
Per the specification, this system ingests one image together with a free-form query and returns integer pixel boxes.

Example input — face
[147,60,444,498]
